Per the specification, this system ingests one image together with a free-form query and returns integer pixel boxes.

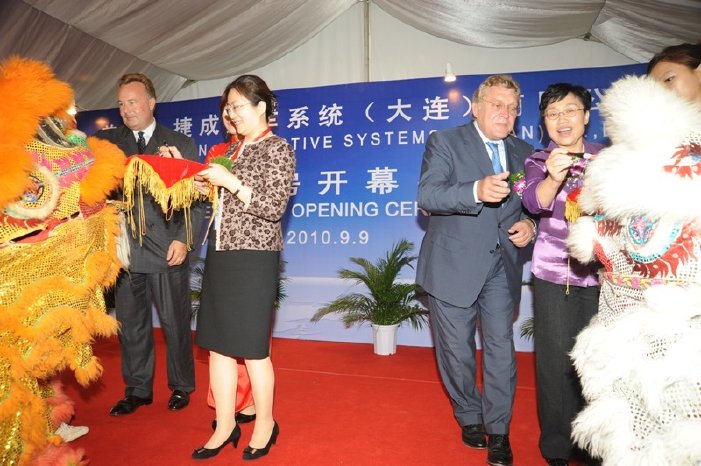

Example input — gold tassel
[565,197,581,224]
[564,186,582,224]
[122,158,205,248]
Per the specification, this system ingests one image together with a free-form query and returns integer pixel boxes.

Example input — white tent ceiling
[2,0,699,110]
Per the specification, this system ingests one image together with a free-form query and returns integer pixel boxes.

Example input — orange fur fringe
[0,56,73,208]
[46,382,74,427]
[31,443,88,466]
[82,137,126,205]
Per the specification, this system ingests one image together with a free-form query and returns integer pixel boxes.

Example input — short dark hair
[647,42,701,74]
[222,75,277,122]
[117,73,156,100]
[539,83,592,115]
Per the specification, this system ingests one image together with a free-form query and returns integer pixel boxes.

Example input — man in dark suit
[96,73,204,416]
[416,74,535,466]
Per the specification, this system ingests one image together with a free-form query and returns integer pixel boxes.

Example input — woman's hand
[544,147,573,183]
[193,174,211,195]
[197,164,241,193]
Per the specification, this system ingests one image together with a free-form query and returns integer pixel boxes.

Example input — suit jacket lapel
[464,122,493,178]
[117,126,139,156]
[146,124,164,155]
[501,136,526,217]
[504,136,517,173]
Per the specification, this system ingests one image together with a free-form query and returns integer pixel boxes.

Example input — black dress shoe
[212,412,257,430]
[109,395,152,416]
[487,434,513,466]
[168,390,190,411]
[546,459,569,466]
[461,424,487,449]
[242,421,279,461]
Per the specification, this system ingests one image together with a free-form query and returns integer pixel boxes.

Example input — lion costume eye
[3,165,59,221]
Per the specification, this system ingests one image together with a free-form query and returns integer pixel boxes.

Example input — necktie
[137,131,146,154]
[486,141,503,174]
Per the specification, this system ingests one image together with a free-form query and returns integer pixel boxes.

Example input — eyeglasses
[544,107,584,121]
[224,102,251,114]
[481,98,520,116]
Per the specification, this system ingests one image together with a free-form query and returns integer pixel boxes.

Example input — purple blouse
[522,140,603,287]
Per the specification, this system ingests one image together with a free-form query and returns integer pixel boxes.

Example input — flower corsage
[204,156,234,202]
[208,156,233,171]
[509,170,526,198]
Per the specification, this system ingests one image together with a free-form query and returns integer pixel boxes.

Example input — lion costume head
[567,75,701,465]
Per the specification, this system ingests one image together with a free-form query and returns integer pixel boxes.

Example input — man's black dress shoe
[461,424,487,449]
[168,390,190,411]
[546,459,569,466]
[109,395,152,416]
[487,434,513,466]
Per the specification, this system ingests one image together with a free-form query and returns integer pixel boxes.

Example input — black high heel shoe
[242,422,279,461]
[236,411,257,423]
[212,412,256,430]
[192,424,241,460]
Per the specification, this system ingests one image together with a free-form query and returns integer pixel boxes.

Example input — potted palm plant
[311,239,428,355]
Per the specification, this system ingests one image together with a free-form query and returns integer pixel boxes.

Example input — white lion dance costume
[568,75,701,465]
[0,57,125,464]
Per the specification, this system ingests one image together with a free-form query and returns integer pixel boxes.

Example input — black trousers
[533,277,599,460]
[115,268,195,398]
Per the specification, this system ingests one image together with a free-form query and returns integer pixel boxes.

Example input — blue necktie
[486,141,503,174]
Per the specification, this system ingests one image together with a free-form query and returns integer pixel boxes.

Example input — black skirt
[195,248,280,359]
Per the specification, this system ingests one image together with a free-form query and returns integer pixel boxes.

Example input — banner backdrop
[78,64,645,351]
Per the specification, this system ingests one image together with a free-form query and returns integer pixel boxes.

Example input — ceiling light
[444,62,456,83]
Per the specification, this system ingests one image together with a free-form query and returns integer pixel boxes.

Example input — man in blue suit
[416,74,535,466]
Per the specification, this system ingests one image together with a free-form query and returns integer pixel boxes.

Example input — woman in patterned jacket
[172,75,296,461]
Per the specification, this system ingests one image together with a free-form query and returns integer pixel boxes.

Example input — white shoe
[55,422,89,442]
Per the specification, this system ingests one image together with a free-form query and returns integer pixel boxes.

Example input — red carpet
[61,332,551,465]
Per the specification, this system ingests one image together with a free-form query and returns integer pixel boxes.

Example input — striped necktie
[137,131,146,154]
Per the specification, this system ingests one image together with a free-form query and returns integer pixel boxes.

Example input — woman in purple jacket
[521,83,602,466]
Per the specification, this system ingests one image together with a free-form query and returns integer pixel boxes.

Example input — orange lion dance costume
[0,57,125,464]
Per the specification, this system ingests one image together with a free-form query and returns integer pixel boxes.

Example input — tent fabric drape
[3,0,699,110]
[1,0,187,110]
[374,0,605,48]
[589,0,701,62]
[20,0,357,80]
[374,0,700,63]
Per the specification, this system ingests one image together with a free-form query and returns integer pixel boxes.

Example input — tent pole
[364,0,370,82]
